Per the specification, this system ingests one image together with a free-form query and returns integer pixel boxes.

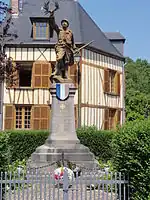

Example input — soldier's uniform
[55,27,75,65]
[49,15,76,76]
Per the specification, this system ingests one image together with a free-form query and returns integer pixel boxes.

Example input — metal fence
[0,170,129,200]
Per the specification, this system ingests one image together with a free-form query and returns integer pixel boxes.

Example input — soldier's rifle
[65,40,94,55]
[73,40,94,56]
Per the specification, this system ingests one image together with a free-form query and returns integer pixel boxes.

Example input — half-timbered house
[1,0,126,130]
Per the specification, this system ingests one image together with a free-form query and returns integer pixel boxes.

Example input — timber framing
[82,60,123,73]
[81,103,123,111]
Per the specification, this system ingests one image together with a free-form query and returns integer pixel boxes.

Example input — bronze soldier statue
[43,1,93,82]
[49,10,78,79]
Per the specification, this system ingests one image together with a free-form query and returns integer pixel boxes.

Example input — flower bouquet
[54,166,74,186]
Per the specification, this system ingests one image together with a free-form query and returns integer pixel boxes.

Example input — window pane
[16,107,22,129]
[35,22,48,39]
[15,107,31,129]
[24,107,31,129]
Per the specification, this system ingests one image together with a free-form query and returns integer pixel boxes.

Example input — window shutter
[104,109,109,130]
[74,105,78,129]
[69,64,78,86]
[32,106,41,130]
[32,63,42,88]
[41,63,52,88]
[104,69,109,93]
[117,110,121,125]
[41,106,50,130]
[4,105,15,130]
[117,73,121,95]
[32,105,50,130]
[114,110,121,129]
[32,62,52,88]
[114,72,120,95]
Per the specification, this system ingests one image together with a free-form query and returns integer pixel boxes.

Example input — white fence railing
[0,170,129,200]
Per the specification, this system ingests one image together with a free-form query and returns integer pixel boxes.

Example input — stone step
[31,152,95,163]
[35,145,90,154]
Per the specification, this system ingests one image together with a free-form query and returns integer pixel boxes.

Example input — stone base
[28,83,99,173]
[28,142,99,171]
[50,74,73,83]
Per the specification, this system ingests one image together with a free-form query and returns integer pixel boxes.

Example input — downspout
[122,61,126,124]
[78,51,82,128]
[0,17,4,130]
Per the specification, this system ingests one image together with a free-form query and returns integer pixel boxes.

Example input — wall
[81,48,124,129]
[4,46,124,130]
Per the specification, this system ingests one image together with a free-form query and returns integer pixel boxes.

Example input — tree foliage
[112,119,150,200]
[125,58,150,121]
[0,4,19,86]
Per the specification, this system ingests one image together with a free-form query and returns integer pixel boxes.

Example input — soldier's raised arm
[49,12,60,34]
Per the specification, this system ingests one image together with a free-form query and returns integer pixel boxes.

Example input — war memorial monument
[28,1,98,171]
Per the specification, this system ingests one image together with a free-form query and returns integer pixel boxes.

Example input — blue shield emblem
[56,83,69,101]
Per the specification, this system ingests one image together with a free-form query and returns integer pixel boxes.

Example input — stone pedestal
[29,83,99,170]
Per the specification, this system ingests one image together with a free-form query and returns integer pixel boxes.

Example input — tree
[0,1,19,86]
[125,58,150,121]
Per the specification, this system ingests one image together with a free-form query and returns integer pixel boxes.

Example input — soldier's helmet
[61,19,69,27]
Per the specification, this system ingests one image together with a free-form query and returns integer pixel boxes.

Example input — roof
[104,32,126,43]
[8,0,124,58]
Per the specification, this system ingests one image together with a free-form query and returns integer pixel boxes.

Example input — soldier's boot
[63,64,68,79]
[64,70,68,79]
[51,63,60,76]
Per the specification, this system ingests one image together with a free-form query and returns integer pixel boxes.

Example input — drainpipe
[0,13,4,130]
[78,60,81,128]
[122,61,126,124]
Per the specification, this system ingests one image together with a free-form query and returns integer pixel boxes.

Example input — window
[19,66,32,87]
[104,109,121,130]
[15,106,31,129]
[34,22,49,40]
[108,109,116,129]
[104,69,120,95]
[109,70,116,93]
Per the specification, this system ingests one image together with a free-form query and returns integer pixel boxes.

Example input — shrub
[0,127,114,171]
[77,126,115,161]
[0,132,11,171]
[7,130,49,162]
[112,119,150,200]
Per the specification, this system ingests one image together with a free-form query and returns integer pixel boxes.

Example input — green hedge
[0,126,114,171]
[77,126,114,161]
[0,132,11,171]
[112,119,150,200]
[8,130,49,162]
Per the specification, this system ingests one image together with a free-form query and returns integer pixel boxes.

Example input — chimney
[11,0,19,17]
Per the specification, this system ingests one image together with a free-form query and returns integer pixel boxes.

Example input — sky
[1,0,150,61]
[79,0,150,61]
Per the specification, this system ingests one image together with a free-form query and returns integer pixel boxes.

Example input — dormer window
[34,22,49,40]
[30,17,49,40]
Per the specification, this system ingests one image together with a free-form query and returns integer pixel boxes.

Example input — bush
[7,130,49,162]
[0,127,114,171]
[0,132,11,171]
[112,119,150,200]
[77,126,115,161]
